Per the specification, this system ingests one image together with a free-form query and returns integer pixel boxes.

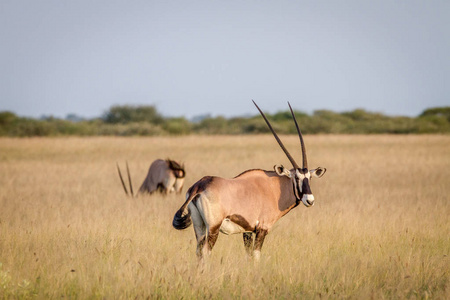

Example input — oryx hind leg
[206,224,220,258]
[253,229,268,261]
[243,233,254,257]
[188,195,220,263]
[188,201,207,260]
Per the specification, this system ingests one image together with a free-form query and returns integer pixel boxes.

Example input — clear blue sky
[1,1,449,119]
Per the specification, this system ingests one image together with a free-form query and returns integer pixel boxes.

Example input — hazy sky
[1,1,449,119]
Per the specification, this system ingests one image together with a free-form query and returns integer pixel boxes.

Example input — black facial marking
[302,177,312,195]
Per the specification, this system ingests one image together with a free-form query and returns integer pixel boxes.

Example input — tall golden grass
[0,135,448,299]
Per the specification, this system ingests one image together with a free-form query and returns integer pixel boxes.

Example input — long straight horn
[126,161,134,197]
[116,163,129,195]
[288,102,308,170]
[253,100,300,169]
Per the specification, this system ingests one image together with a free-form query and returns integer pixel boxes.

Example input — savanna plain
[0,135,448,299]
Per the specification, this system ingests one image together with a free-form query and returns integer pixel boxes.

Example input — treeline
[1,105,449,137]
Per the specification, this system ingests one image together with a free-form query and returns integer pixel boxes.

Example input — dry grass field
[0,135,448,299]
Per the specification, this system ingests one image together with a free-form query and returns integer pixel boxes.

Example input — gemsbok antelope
[117,159,186,197]
[172,101,326,262]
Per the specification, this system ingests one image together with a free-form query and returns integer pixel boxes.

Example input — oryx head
[253,101,326,207]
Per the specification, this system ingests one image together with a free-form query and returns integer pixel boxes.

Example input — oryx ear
[274,164,292,178]
[310,167,326,178]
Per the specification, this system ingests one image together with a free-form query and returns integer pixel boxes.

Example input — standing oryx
[117,159,186,197]
[172,101,326,262]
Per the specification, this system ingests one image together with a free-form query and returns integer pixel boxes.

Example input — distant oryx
[117,159,186,197]
[172,101,326,262]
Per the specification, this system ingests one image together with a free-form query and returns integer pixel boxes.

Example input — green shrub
[163,117,192,135]
[102,105,164,124]
[1,105,449,136]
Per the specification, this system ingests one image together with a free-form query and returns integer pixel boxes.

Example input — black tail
[172,208,192,230]
[172,191,197,230]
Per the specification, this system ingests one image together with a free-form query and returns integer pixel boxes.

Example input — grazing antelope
[117,159,186,197]
[172,101,326,262]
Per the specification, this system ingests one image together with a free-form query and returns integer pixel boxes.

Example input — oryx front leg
[253,229,268,261]
[243,233,254,257]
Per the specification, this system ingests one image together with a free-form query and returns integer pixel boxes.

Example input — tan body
[139,159,185,195]
[173,165,325,261]
[193,170,297,234]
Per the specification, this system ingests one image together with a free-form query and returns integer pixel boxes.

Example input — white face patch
[297,171,311,180]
